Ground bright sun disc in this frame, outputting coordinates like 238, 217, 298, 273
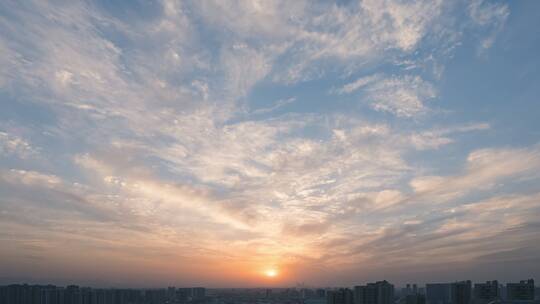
265, 269, 278, 277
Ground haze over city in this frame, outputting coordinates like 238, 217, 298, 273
1, 0, 540, 289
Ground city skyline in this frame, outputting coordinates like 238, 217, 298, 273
1, 279, 538, 304
0, 277, 537, 291
1, 0, 540, 288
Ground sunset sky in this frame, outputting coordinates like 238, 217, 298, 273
1, 0, 540, 288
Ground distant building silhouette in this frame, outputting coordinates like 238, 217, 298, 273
427, 283, 452, 304
327, 288, 354, 304
0, 280, 536, 304
192, 287, 206, 299
451, 281, 472, 304
403, 284, 420, 297
354, 280, 394, 304
406, 294, 426, 304
0, 284, 212, 304
507, 279, 535, 301
474, 280, 499, 303
177, 287, 193, 302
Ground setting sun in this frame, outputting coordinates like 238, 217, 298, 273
264, 269, 278, 278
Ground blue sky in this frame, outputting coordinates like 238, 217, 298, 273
1, 0, 540, 287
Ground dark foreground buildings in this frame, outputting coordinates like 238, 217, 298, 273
0, 285, 205, 304
474, 281, 499, 304
507, 280, 535, 301
0, 279, 536, 304
326, 280, 394, 304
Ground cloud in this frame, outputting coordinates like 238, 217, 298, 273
282, 220, 331, 237
0, 169, 61, 186
411, 145, 540, 202
366, 75, 436, 117
0, 132, 38, 159
409, 123, 490, 150
252, 97, 296, 115
315, 190, 540, 275
192, 0, 448, 84
335, 74, 381, 95
469, 0, 509, 27
338, 74, 437, 117
468, 0, 509, 51
2, 0, 539, 287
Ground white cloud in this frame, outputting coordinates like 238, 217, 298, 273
252, 97, 296, 115
368, 75, 436, 117
409, 123, 490, 150
1, 169, 61, 186
344, 75, 436, 117
336, 74, 438, 117
220, 43, 275, 99
336, 74, 381, 95
0, 131, 38, 159
192, 0, 448, 85
411, 145, 540, 201
468, 0, 509, 51
359, 0, 444, 52
469, 0, 509, 27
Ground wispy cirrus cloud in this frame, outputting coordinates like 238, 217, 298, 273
468, 0, 509, 50
337, 74, 437, 117
410, 145, 540, 202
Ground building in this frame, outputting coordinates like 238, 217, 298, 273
452, 281, 472, 304
192, 287, 206, 299
406, 294, 426, 304
168, 286, 176, 301
474, 281, 499, 303
177, 288, 193, 302
354, 286, 366, 304
403, 284, 419, 297
317, 289, 327, 298
0, 284, 209, 304
327, 288, 354, 304
354, 281, 394, 304
507, 280, 535, 301
427, 284, 452, 304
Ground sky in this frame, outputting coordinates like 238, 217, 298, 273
1, 0, 540, 288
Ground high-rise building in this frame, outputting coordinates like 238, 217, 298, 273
168, 286, 176, 301
354, 281, 394, 304
193, 287, 206, 299
451, 281, 472, 304
0, 284, 193, 304
176, 288, 193, 302
403, 284, 420, 297
507, 279, 535, 301
64, 285, 81, 304
327, 288, 354, 304
355, 286, 366, 304
474, 281, 499, 303
426, 284, 452, 304
407, 294, 426, 304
